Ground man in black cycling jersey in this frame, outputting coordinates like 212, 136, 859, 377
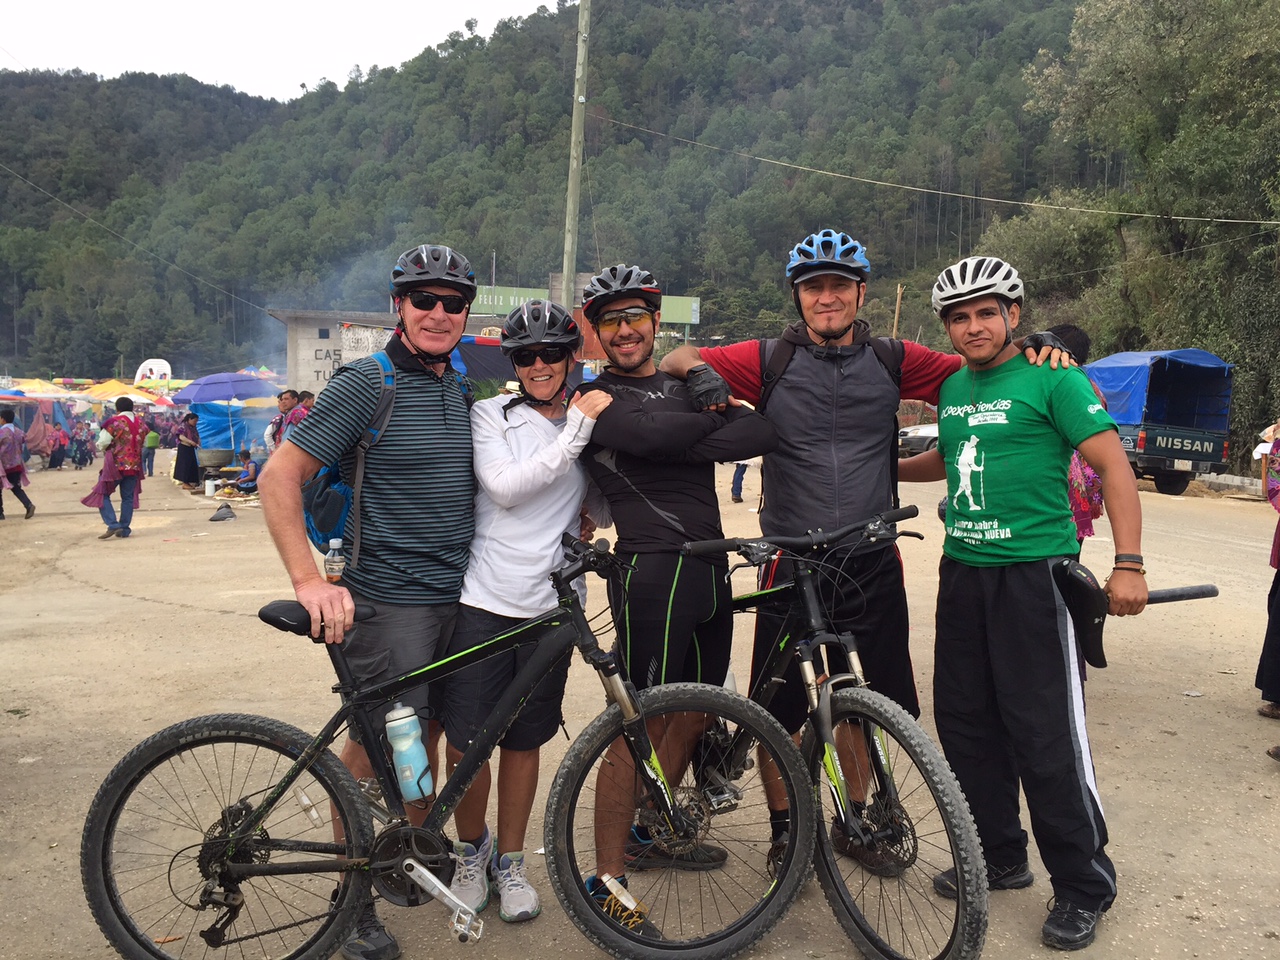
575, 263, 777, 924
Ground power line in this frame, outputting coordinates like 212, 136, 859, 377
0, 159, 271, 315
597, 115, 1280, 228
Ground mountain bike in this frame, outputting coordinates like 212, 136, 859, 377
682, 505, 987, 960
80, 536, 817, 960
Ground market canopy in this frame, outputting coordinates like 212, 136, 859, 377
11, 378, 87, 400
79, 379, 170, 406
171, 372, 281, 404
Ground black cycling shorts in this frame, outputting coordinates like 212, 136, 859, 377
607, 552, 733, 690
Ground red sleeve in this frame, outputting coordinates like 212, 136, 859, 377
899, 340, 963, 405
696, 341, 763, 405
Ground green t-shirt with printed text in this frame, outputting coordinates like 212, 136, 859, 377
938, 355, 1115, 565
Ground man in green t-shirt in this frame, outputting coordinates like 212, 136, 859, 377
901, 256, 1146, 952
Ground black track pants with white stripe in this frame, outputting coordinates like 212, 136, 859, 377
933, 555, 1117, 912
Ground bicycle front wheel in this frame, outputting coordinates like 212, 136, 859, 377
803, 688, 986, 960
81, 714, 374, 960
545, 683, 815, 960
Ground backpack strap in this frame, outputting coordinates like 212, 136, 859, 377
757, 337, 796, 416
348, 351, 396, 570
868, 337, 905, 508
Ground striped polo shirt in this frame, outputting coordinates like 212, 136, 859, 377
289, 346, 474, 605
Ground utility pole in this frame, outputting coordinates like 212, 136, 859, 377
559, 0, 592, 311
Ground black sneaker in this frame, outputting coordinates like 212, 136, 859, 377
625, 830, 727, 872
830, 816, 905, 878
1042, 898, 1102, 950
767, 832, 789, 879
340, 901, 401, 960
933, 861, 1034, 899
587, 876, 662, 940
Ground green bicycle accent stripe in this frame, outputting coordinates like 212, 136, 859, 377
661, 554, 683, 682
735, 586, 792, 603
620, 555, 637, 675
822, 742, 851, 812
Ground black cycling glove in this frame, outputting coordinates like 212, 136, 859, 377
1020, 330, 1074, 363
686, 364, 732, 410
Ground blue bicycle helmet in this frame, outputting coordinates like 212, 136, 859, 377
785, 230, 871, 286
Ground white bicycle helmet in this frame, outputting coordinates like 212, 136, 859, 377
932, 257, 1024, 317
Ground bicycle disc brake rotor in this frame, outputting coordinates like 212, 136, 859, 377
866, 796, 918, 871
638, 786, 714, 855
370, 824, 453, 907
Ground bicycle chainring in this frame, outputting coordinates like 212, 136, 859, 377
369, 824, 454, 907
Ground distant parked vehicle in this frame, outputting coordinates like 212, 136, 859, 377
1086, 349, 1233, 496
898, 421, 938, 457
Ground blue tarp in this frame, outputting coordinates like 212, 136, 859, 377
192, 402, 276, 452
1086, 349, 1233, 429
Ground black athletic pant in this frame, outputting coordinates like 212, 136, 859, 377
1, 469, 33, 517
751, 545, 919, 735
607, 552, 733, 691
934, 556, 1116, 912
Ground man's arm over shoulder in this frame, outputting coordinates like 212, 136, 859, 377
899, 340, 963, 405
679, 404, 778, 464
660, 341, 764, 406
586, 380, 725, 458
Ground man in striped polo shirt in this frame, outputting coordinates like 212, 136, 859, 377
259, 244, 478, 960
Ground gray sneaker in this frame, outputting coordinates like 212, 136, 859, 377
450, 827, 493, 913
490, 851, 541, 922
340, 901, 401, 960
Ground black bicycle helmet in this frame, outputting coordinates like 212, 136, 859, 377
501, 300, 583, 355
581, 264, 662, 322
785, 230, 871, 286
389, 244, 477, 301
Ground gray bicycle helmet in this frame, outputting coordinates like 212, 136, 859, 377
932, 257, 1024, 317
581, 264, 662, 322
389, 244, 477, 301
501, 300, 583, 354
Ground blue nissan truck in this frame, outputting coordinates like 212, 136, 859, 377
1086, 349, 1233, 496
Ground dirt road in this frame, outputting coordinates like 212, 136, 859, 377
2, 458, 1277, 959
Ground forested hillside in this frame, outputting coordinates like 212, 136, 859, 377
1, 0, 1277, 460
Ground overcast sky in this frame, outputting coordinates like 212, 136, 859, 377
3, 0, 550, 102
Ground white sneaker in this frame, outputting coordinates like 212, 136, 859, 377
490, 851, 541, 922
450, 826, 492, 913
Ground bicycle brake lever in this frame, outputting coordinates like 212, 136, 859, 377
899, 530, 925, 540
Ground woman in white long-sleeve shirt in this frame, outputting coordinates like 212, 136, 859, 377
440, 300, 612, 924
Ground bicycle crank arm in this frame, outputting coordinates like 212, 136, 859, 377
400, 858, 485, 943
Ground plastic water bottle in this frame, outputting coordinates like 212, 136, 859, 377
324, 538, 345, 583
385, 703, 432, 801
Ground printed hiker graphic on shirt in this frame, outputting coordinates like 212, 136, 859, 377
953, 435, 985, 512
937, 357, 1117, 566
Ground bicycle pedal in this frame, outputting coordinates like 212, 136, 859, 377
449, 908, 484, 943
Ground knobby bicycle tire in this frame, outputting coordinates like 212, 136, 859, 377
803, 688, 987, 960
81, 714, 374, 960
545, 683, 816, 960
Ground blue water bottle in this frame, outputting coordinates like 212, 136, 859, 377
384, 703, 432, 801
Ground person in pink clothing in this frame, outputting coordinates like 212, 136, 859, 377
83, 397, 146, 539
0, 408, 35, 519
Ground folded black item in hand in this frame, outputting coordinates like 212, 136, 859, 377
1051, 557, 1109, 668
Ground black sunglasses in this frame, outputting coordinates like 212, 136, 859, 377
406, 290, 469, 315
511, 344, 572, 368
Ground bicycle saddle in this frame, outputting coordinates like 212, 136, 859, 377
258, 599, 377, 637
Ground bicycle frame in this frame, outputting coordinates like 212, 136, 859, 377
728, 556, 901, 854
225, 554, 684, 880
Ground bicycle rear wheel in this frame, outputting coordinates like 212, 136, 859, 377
81, 714, 373, 960
545, 683, 815, 960
803, 688, 986, 960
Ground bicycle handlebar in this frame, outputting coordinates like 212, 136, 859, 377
681, 505, 921, 558
1146, 584, 1218, 604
